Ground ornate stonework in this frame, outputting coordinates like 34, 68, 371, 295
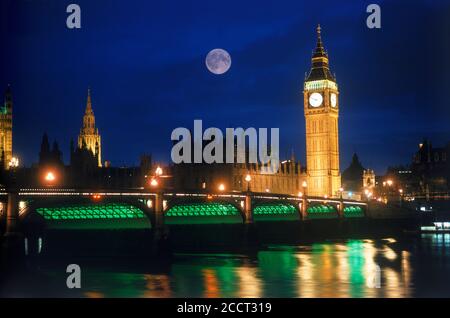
303, 25, 341, 197
78, 89, 102, 167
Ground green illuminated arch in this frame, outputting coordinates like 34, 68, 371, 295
307, 204, 338, 219
343, 205, 365, 218
165, 202, 242, 224
35, 203, 150, 230
253, 203, 299, 221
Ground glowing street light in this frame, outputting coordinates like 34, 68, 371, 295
298, 192, 303, 197
399, 188, 404, 206
8, 157, 19, 169
155, 166, 163, 176
150, 178, 158, 187
302, 181, 308, 196
245, 174, 251, 192
45, 171, 56, 182
339, 187, 344, 199
218, 183, 225, 192
387, 179, 393, 187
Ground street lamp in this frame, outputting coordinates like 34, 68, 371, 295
150, 178, 158, 187
364, 189, 371, 202
245, 174, 251, 192
8, 157, 19, 169
155, 166, 163, 176
339, 187, 344, 199
45, 171, 56, 182
218, 183, 225, 192
302, 181, 307, 196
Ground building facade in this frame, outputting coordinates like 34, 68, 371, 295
172, 160, 306, 195
363, 169, 376, 191
0, 86, 13, 169
411, 139, 450, 193
78, 89, 102, 167
303, 25, 341, 197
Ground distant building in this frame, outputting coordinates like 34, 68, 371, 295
172, 159, 305, 195
342, 153, 365, 192
39, 133, 63, 167
78, 88, 102, 167
411, 139, 450, 193
0, 85, 13, 169
363, 169, 376, 191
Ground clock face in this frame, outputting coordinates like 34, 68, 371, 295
331, 93, 337, 107
309, 92, 323, 107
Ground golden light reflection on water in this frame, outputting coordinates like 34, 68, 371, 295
82, 240, 415, 298
84, 291, 104, 298
235, 267, 262, 298
203, 269, 220, 298
143, 274, 172, 298
295, 240, 410, 298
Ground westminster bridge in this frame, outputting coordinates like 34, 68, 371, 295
0, 188, 368, 233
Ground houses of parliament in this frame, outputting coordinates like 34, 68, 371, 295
1, 26, 348, 197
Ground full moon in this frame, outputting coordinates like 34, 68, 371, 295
205, 48, 231, 75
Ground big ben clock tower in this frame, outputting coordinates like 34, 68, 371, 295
303, 25, 341, 197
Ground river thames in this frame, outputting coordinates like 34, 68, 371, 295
2, 233, 450, 298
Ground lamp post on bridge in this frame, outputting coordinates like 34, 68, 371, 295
2, 156, 25, 262
149, 166, 171, 255
4, 157, 20, 237
300, 181, 308, 220
338, 187, 344, 218
150, 166, 165, 231
244, 174, 253, 224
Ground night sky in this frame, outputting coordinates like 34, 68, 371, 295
1, 0, 449, 174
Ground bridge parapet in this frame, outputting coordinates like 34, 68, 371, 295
1, 189, 368, 234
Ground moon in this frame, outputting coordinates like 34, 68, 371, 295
205, 48, 231, 75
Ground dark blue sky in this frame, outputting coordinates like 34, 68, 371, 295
1, 0, 449, 174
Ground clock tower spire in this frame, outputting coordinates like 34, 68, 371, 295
303, 25, 341, 197
78, 88, 102, 167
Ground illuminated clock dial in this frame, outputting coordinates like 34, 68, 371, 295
309, 92, 323, 107
331, 93, 337, 107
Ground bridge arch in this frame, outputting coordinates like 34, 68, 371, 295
306, 204, 338, 219
164, 201, 244, 225
20, 197, 153, 230
252, 202, 301, 222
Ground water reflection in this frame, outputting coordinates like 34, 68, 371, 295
30, 237, 450, 298
294, 240, 412, 297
